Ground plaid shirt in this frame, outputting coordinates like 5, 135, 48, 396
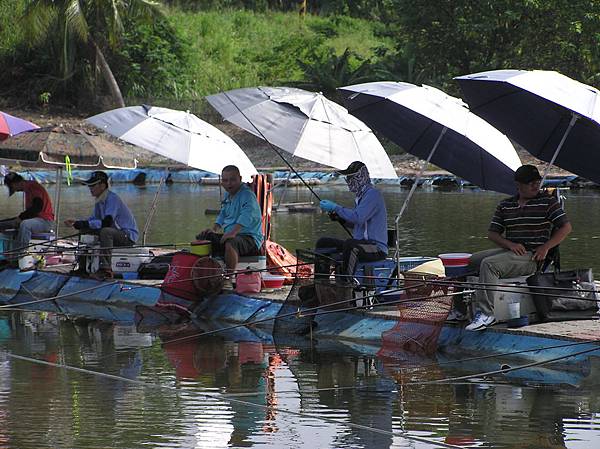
489, 192, 569, 250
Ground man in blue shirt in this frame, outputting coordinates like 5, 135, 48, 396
317, 161, 388, 282
65, 171, 138, 279
197, 165, 263, 273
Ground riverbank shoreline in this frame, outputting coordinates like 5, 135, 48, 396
2, 107, 576, 179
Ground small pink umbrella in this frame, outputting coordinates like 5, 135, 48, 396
0, 111, 39, 141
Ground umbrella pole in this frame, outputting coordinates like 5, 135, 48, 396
54, 167, 62, 237
541, 113, 580, 185
141, 177, 165, 245
395, 127, 447, 276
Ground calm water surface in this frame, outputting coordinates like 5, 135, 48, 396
0, 183, 600, 448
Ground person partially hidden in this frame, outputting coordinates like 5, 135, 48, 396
196, 165, 263, 274
0, 172, 55, 258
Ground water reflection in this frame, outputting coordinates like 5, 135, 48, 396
0, 311, 599, 447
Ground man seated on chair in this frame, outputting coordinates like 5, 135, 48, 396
64, 171, 138, 279
0, 172, 55, 255
316, 161, 388, 284
196, 165, 263, 274
465, 164, 572, 331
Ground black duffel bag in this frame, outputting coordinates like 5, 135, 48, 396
526, 269, 599, 322
138, 252, 177, 280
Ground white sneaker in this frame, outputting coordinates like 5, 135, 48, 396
446, 309, 468, 322
465, 312, 495, 331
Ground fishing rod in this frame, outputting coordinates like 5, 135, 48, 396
0, 280, 120, 309
159, 286, 466, 347
1, 231, 82, 256
218, 88, 353, 237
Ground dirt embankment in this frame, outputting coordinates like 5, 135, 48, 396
3, 108, 571, 177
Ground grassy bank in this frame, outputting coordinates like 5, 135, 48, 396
0, 4, 394, 109
155, 8, 395, 104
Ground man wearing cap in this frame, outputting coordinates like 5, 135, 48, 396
196, 165, 263, 273
0, 172, 55, 252
316, 161, 388, 282
64, 171, 138, 279
465, 164, 572, 331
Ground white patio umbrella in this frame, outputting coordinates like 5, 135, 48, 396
86, 105, 258, 181
455, 69, 600, 184
338, 81, 522, 266
205, 86, 398, 179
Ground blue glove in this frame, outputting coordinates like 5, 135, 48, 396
320, 199, 338, 212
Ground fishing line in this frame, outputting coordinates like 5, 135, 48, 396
221, 341, 600, 399
3, 350, 463, 449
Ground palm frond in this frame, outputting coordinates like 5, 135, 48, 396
65, 0, 89, 41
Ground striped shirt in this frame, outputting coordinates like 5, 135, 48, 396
488, 192, 569, 250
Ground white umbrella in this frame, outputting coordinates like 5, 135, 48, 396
456, 69, 600, 184
206, 86, 398, 179
86, 105, 258, 181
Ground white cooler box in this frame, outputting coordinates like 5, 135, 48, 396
467, 275, 538, 323
111, 247, 153, 273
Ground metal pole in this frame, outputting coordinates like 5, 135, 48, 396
541, 112, 579, 185
395, 126, 447, 276
54, 167, 62, 237
141, 177, 165, 245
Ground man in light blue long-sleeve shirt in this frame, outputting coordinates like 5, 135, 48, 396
317, 161, 388, 281
65, 171, 138, 279
197, 165, 263, 273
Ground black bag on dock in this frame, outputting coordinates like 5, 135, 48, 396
138, 252, 177, 280
526, 269, 599, 322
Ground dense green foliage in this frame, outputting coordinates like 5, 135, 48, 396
0, 0, 598, 110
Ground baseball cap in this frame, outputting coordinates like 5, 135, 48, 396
337, 161, 366, 176
4, 172, 24, 196
514, 165, 542, 184
82, 171, 109, 186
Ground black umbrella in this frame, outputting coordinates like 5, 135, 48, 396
456, 69, 600, 183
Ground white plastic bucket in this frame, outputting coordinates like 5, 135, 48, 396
508, 302, 520, 319
18, 255, 35, 271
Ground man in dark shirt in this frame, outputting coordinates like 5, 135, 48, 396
465, 165, 572, 331
0, 172, 55, 253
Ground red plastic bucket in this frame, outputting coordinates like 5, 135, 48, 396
438, 252, 472, 267
162, 252, 201, 301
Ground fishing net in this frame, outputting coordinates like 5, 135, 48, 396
378, 272, 453, 356
272, 249, 320, 337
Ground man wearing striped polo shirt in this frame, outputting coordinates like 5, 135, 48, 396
466, 165, 572, 331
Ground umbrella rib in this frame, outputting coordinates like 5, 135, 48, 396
292, 94, 320, 155
466, 88, 520, 112
407, 120, 438, 155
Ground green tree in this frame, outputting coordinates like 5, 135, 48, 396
21, 0, 164, 107
291, 47, 390, 99
391, 0, 600, 91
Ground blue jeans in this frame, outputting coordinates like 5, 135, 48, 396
17, 217, 53, 253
